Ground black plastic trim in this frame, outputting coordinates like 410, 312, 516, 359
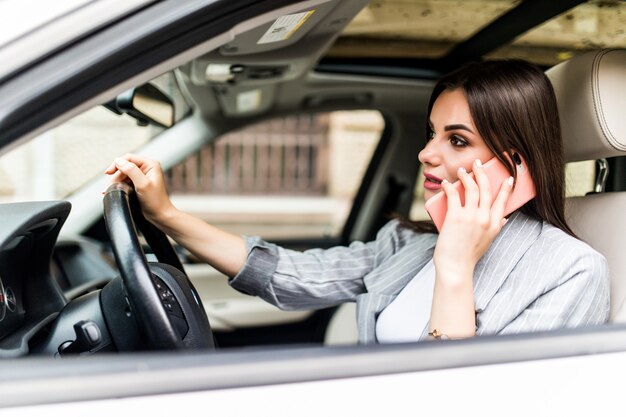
315, 60, 442, 80
607, 156, 626, 192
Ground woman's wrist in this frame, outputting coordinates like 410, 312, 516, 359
434, 261, 475, 288
147, 203, 179, 227
430, 271, 477, 339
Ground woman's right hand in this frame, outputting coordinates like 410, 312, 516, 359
104, 154, 176, 224
105, 154, 248, 277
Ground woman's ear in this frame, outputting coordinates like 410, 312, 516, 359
503, 149, 523, 166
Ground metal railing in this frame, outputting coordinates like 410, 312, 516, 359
166, 114, 329, 195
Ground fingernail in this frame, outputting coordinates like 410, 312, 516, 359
458, 167, 466, 173
475, 159, 482, 167
507, 177, 514, 186
442, 179, 449, 184
115, 158, 127, 167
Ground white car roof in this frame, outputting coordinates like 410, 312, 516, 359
0, 0, 153, 80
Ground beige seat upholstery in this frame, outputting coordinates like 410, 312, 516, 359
325, 49, 626, 345
547, 49, 626, 322
324, 302, 357, 345
565, 193, 626, 321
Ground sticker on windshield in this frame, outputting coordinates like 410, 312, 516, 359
237, 89, 262, 113
257, 10, 315, 44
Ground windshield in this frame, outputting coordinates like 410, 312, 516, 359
0, 72, 188, 203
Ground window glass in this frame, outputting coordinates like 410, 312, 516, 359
0, 72, 185, 202
327, 0, 520, 59
486, 1, 626, 66
166, 110, 384, 240
327, 0, 625, 66
565, 160, 596, 197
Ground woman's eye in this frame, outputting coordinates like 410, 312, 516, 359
450, 135, 468, 147
427, 128, 435, 141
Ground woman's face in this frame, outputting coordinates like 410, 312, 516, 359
418, 88, 495, 201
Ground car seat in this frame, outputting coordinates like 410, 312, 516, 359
547, 49, 626, 323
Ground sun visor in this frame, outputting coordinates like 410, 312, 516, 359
187, 0, 369, 87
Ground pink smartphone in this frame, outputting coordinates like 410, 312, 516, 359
424, 153, 536, 232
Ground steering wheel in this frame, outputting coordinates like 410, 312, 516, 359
103, 182, 215, 350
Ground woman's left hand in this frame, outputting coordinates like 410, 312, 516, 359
433, 158, 513, 283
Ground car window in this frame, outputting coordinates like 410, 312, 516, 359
486, 1, 626, 66
327, 0, 625, 66
166, 110, 384, 240
565, 160, 596, 197
0, 72, 187, 203
328, 0, 519, 59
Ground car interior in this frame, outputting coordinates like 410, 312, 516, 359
0, 0, 624, 369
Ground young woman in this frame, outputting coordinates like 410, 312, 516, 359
106, 60, 609, 344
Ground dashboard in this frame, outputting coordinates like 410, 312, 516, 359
0, 201, 116, 357
0, 232, 30, 339
0, 198, 228, 356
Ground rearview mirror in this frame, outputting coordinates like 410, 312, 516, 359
104, 83, 175, 128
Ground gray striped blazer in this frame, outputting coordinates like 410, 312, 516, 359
230, 211, 610, 344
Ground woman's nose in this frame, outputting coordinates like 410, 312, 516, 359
418, 139, 440, 166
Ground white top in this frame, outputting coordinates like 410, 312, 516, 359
375, 259, 436, 343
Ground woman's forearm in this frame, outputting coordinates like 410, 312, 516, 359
105, 155, 248, 277
428, 268, 477, 339
152, 207, 248, 278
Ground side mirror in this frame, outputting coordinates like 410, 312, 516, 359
104, 83, 175, 128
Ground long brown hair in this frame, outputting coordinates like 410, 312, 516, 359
402, 59, 576, 237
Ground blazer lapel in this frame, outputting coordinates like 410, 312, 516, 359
473, 211, 543, 311
357, 233, 436, 344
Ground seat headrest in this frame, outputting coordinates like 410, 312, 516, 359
546, 49, 626, 163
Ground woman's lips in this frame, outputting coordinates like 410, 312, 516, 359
424, 173, 444, 191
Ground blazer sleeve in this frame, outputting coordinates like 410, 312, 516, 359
498, 248, 610, 335
228, 219, 403, 310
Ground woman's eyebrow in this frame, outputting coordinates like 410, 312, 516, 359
444, 124, 474, 133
